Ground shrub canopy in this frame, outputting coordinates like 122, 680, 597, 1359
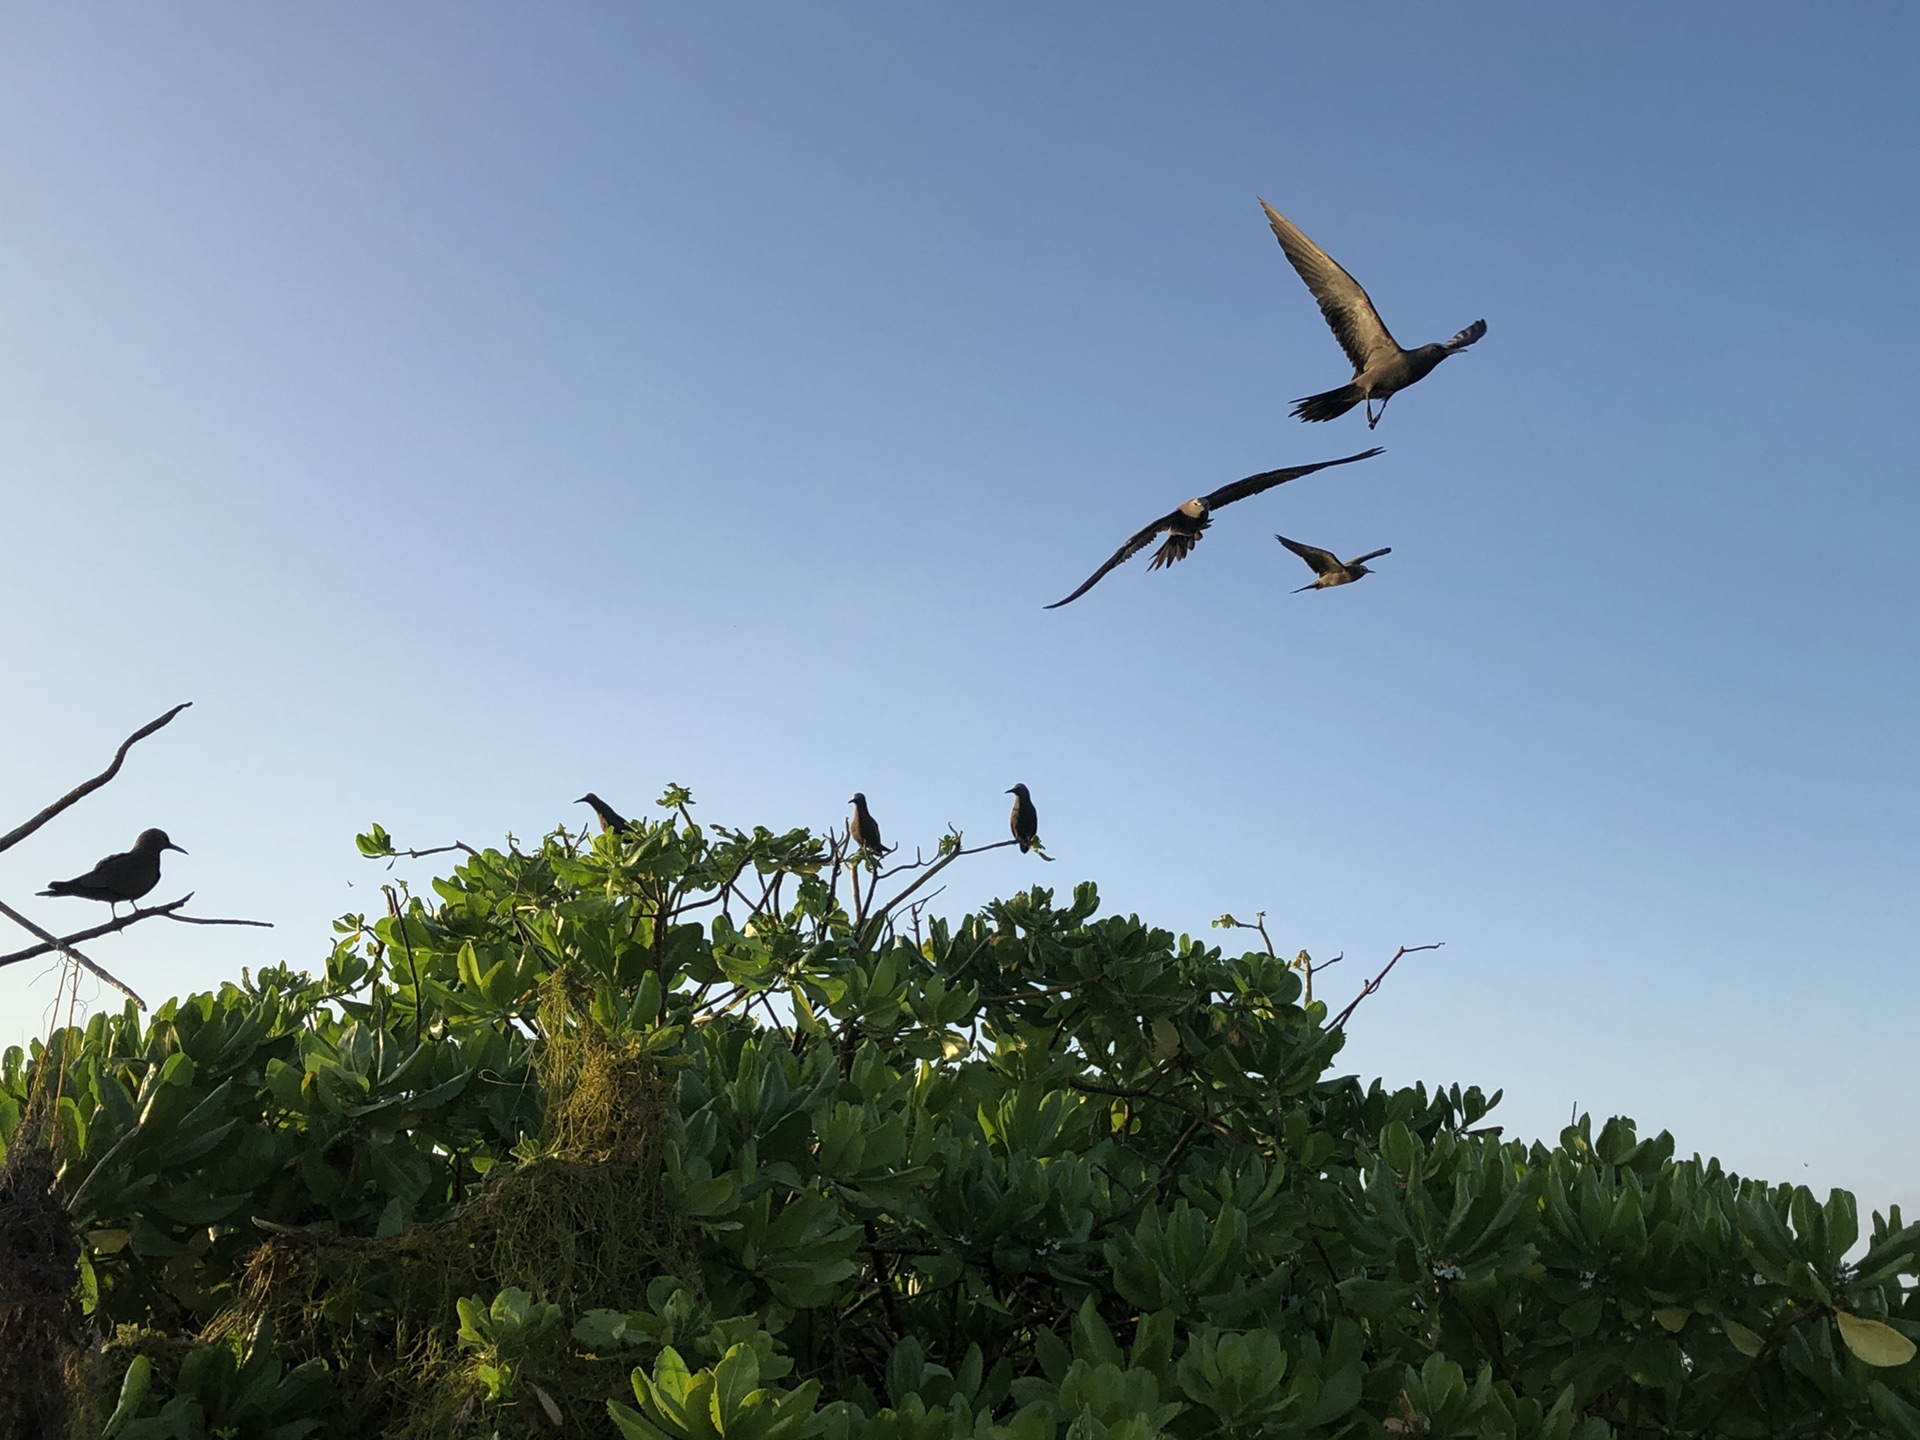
3, 794, 1917, 1439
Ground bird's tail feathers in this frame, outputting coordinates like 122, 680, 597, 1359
1291, 385, 1361, 423
1293, 580, 1321, 593
1147, 532, 1201, 571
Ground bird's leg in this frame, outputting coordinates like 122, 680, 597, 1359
1366, 393, 1390, 429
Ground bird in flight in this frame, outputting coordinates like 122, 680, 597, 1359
39, 828, 186, 914
1275, 534, 1392, 592
1261, 200, 1485, 429
849, 793, 886, 854
1006, 784, 1038, 853
1044, 448, 1382, 608
576, 792, 632, 834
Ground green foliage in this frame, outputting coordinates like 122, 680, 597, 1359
5, 795, 1917, 1438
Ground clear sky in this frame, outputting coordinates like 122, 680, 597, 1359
2, 6, 1914, 1209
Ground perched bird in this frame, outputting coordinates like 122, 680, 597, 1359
575, 792, 632, 834
1006, 784, 1038, 853
848, 793, 885, 854
1261, 200, 1485, 428
39, 829, 185, 913
1044, 448, 1382, 608
1275, 534, 1392, 592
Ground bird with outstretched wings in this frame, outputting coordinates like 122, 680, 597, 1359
1275, 533, 1393, 592
1261, 199, 1485, 427
1045, 448, 1382, 609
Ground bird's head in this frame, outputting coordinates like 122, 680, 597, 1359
1177, 499, 1208, 522
574, 793, 598, 807
1006, 784, 1030, 799
137, 828, 186, 855
849, 793, 866, 808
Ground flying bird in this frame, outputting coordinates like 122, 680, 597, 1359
576, 792, 632, 834
39, 828, 185, 913
1261, 200, 1485, 428
1044, 448, 1383, 609
1006, 784, 1038, 853
1275, 534, 1392, 592
848, 793, 885, 854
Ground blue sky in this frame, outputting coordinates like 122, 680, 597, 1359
2, 6, 1914, 1208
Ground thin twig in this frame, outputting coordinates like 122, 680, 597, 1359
386, 842, 479, 860
1328, 943, 1444, 1030
385, 886, 423, 1045
0, 894, 271, 970
0, 702, 192, 857
0, 898, 145, 1008
861, 834, 1023, 947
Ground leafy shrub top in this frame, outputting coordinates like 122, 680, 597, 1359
4, 795, 1916, 1438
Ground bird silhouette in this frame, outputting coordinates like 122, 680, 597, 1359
576, 792, 632, 834
39, 829, 185, 914
1045, 448, 1383, 608
1275, 534, 1392, 592
1006, 784, 1038, 853
1261, 200, 1485, 428
848, 793, 885, 854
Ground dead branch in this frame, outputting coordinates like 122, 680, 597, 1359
0, 894, 272, 972
1328, 943, 1444, 1031
0, 899, 146, 1009
0, 702, 192, 857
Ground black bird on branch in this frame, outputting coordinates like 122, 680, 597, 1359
848, 793, 885, 855
39, 829, 185, 914
576, 792, 632, 834
1044, 448, 1383, 608
1275, 534, 1392, 592
1261, 200, 1485, 428
1006, 784, 1038, 853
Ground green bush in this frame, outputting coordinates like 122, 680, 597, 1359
4, 794, 1916, 1438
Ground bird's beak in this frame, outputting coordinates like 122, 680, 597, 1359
1005, 788, 1015, 795
168, 843, 188, 854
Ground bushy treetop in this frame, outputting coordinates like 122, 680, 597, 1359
3, 794, 1916, 1438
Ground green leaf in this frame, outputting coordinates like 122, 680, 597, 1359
102, 1354, 151, 1438
1836, 1311, 1918, 1368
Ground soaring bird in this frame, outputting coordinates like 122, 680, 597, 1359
848, 793, 885, 854
576, 792, 632, 834
1044, 448, 1382, 608
1006, 784, 1038, 853
39, 829, 185, 913
1261, 200, 1485, 428
1275, 534, 1392, 592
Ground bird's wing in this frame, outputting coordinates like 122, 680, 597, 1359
1201, 447, 1384, 510
82, 847, 136, 882
1045, 509, 1181, 608
1348, 547, 1393, 566
1444, 319, 1487, 352
1261, 201, 1402, 373
1273, 534, 1342, 575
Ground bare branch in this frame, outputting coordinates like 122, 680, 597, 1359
0, 898, 146, 1009
0, 702, 192, 857
0, 894, 271, 972
1328, 943, 1444, 1031
862, 833, 1023, 946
